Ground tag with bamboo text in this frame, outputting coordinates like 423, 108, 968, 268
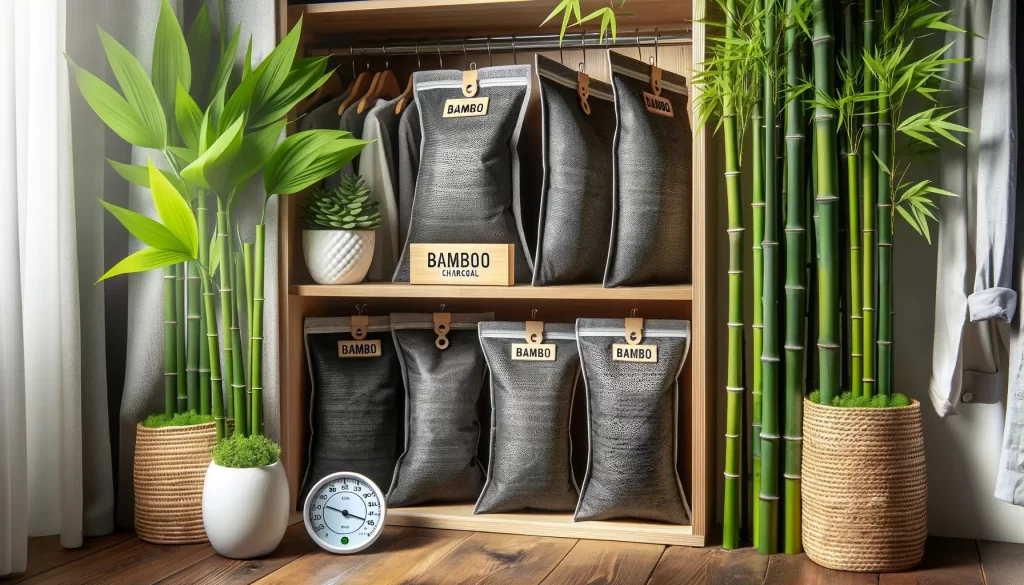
338, 339, 382, 358
443, 97, 490, 118
612, 343, 658, 363
642, 91, 674, 118
511, 343, 557, 361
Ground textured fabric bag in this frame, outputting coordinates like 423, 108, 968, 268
605, 52, 693, 287
474, 321, 580, 513
299, 317, 402, 505
532, 55, 616, 285
575, 318, 691, 524
394, 65, 534, 282
397, 100, 421, 250
387, 312, 492, 507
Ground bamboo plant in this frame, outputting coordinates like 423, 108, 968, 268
70, 0, 367, 443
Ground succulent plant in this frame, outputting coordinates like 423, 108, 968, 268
302, 175, 381, 231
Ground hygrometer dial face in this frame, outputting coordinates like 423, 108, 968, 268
303, 472, 386, 554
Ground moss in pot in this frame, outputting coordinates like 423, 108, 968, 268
203, 434, 290, 559
302, 176, 382, 285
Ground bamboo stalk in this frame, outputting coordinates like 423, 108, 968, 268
186, 260, 201, 411
198, 194, 211, 415
174, 263, 186, 413
782, 0, 806, 554
750, 97, 764, 549
812, 0, 841, 406
202, 271, 226, 441
757, 0, 780, 556
251, 224, 266, 435
218, 203, 246, 436
235, 248, 250, 434
877, 79, 893, 397
163, 266, 177, 417
861, 0, 877, 399
227, 210, 247, 435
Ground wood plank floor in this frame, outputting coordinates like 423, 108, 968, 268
2, 528, 1018, 585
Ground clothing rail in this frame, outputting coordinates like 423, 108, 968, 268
305, 29, 691, 59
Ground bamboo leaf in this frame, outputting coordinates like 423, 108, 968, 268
264, 130, 369, 195
896, 204, 923, 237
182, 116, 245, 193
97, 27, 167, 149
924, 185, 959, 197
148, 159, 198, 257
175, 80, 203, 150
98, 248, 193, 282
108, 159, 188, 196
249, 57, 331, 128
66, 57, 162, 148
208, 24, 241, 106
168, 146, 197, 167
152, 0, 191, 121
185, 4, 211, 105
243, 36, 254, 81
251, 17, 303, 113
99, 199, 190, 253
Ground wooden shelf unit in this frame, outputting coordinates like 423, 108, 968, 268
278, 0, 715, 547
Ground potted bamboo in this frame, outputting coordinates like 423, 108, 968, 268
69, 0, 366, 548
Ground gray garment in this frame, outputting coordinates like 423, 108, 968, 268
397, 100, 421, 249
116, 0, 281, 528
358, 101, 400, 281
298, 94, 346, 133
334, 98, 378, 185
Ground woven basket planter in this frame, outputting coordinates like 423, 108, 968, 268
134, 421, 217, 544
802, 398, 927, 572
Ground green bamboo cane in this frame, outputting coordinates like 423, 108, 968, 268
243, 242, 255, 432
757, 0, 781, 556
234, 248, 250, 434
217, 201, 246, 436
876, 79, 893, 397
186, 259, 201, 411
782, 0, 806, 554
812, 0, 840, 406
720, 0, 744, 552
750, 97, 764, 549
163, 266, 177, 417
226, 208, 248, 435
251, 222, 267, 435
861, 0, 877, 399
198, 193, 211, 414
202, 270, 226, 440
174, 263, 186, 413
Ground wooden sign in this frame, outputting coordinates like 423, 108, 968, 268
511, 343, 557, 361
443, 97, 490, 118
612, 343, 658, 363
338, 339, 382, 358
642, 91, 674, 118
410, 244, 515, 286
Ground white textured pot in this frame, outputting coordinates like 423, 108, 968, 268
303, 229, 375, 285
202, 460, 289, 559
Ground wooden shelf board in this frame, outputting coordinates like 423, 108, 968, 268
289, 282, 692, 301
385, 504, 701, 546
290, 0, 691, 37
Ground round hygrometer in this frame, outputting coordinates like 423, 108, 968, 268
303, 471, 387, 554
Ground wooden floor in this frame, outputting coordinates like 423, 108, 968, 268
3, 525, 1022, 585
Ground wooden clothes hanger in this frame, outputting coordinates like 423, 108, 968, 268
338, 48, 374, 115
395, 43, 425, 115
358, 45, 401, 114
297, 69, 343, 115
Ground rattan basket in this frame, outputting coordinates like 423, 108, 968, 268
133, 421, 217, 544
802, 398, 927, 572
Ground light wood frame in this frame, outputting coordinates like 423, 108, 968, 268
276, 0, 715, 547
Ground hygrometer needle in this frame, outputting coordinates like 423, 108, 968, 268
326, 505, 345, 514
341, 510, 365, 521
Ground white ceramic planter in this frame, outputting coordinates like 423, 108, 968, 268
303, 229, 375, 285
202, 460, 289, 559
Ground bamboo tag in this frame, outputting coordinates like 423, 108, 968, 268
577, 71, 591, 115
462, 70, 479, 97
513, 320, 556, 361
650, 65, 663, 96
442, 97, 489, 118
612, 343, 658, 362
433, 312, 451, 350
338, 339, 382, 358
625, 318, 644, 345
642, 91, 674, 117
350, 316, 369, 340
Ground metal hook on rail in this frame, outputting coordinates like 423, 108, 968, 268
350, 44, 356, 80
651, 28, 659, 66
511, 35, 518, 65
486, 37, 493, 67
437, 41, 443, 68
382, 44, 389, 70
636, 29, 642, 60
415, 42, 421, 69
579, 30, 587, 72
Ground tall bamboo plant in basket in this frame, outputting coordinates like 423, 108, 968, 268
69, 0, 366, 546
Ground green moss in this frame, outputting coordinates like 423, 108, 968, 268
810, 391, 912, 408
211, 434, 281, 468
142, 411, 214, 428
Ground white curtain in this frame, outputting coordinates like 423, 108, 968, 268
2, 0, 120, 575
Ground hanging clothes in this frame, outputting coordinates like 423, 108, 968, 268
397, 100, 421, 253
332, 98, 378, 188
358, 100, 400, 282
298, 93, 348, 190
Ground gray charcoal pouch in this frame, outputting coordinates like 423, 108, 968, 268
532, 55, 616, 286
394, 65, 534, 283
474, 321, 580, 514
299, 317, 401, 506
575, 318, 692, 524
605, 52, 693, 287
387, 312, 493, 507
